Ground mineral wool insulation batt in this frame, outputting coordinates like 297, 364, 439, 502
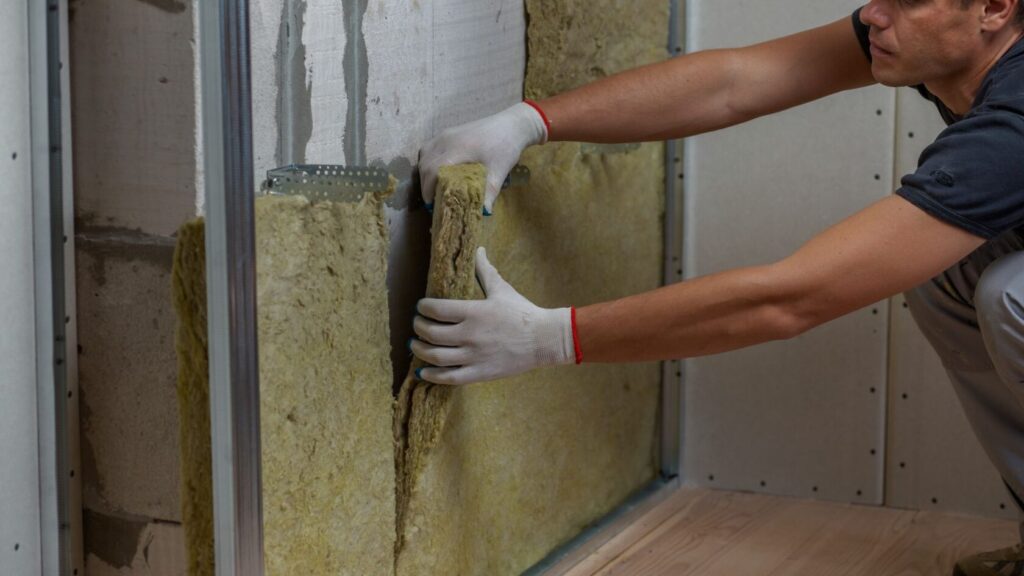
171, 1, 667, 574
173, 188, 397, 576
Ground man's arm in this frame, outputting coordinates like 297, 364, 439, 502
410, 197, 985, 385
540, 16, 877, 143
577, 196, 985, 362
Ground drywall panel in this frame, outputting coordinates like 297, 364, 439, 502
884, 87, 1016, 519
683, 0, 894, 504
0, 1, 41, 573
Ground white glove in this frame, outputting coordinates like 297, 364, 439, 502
418, 102, 548, 215
410, 247, 580, 385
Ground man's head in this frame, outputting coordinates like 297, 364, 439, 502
860, 0, 1024, 89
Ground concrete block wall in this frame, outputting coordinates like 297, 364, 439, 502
69, 0, 196, 572
70, 0, 523, 572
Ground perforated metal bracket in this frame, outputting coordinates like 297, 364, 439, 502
260, 164, 390, 203
504, 164, 531, 189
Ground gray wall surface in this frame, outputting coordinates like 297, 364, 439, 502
0, 0, 42, 573
682, 0, 1012, 518
683, 0, 893, 505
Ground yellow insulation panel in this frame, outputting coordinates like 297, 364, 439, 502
394, 1, 668, 567
173, 191, 396, 576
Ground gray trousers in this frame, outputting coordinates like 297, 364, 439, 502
905, 230, 1024, 539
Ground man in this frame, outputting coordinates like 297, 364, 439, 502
411, 1, 1024, 573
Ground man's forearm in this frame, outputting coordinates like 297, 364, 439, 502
536, 17, 875, 145
538, 49, 744, 144
576, 264, 804, 363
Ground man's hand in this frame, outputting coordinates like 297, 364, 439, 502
410, 247, 579, 385
418, 103, 548, 215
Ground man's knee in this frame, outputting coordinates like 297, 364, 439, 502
976, 254, 1024, 333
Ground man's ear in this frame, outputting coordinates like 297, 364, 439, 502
980, 0, 1019, 32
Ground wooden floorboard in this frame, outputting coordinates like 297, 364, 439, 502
571, 488, 1018, 576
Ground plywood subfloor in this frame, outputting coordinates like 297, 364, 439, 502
565, 488, 1019, 576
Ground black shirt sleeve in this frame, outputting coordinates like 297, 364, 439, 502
897, 109, 1024, 239
851, 8, 871, 62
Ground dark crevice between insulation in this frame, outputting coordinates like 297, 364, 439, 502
393, 164, 486, 568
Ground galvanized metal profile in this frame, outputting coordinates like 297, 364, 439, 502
199, 0, 265, 574
28, 0, 79, 572
659, 0, 686, 481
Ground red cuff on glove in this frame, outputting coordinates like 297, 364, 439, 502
571, 306, 583, 365
523, 99, 552, 136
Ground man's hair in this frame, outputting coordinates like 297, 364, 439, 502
958, 0, 1024, 27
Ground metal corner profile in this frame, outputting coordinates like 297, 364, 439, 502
199, 0, 265, 574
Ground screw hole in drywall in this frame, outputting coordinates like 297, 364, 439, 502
1001, 503, 1007, 510
869, 387, 876, 394
14, 543, 19, 551
812, 486, 818, 492
908, 132, 915, 138
874, 174, 880, 181
902, 393, 908, 400
931, 497, 938, 504
11, 152, 16, 160
870, 449, 876, 455
759, 480, 766, 487
899, 462, 906, 468
708, 475, 714, 481
856, 490, 862, 496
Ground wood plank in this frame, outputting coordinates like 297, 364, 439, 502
559, 484, 697, 576
570, 489, 1019, 576
595, 489, 785, 575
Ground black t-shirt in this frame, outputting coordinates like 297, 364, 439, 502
852, 8, 1024, 239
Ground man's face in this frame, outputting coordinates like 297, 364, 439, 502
860, 0, 982, 86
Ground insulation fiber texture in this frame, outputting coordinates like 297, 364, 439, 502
173, 191, 396, 576
395, 0, 668, 562
171, 220, 213, 576
394, 164, 486, 560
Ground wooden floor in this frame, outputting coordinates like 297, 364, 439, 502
564, 488, 1019, 576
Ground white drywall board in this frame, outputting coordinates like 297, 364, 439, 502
682, 0, 894, 504
0, 0, 41, 572
884, 87, 1015, 519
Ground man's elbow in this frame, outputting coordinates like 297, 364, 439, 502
756, 264, 839, 341
761, 302, 818, 342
